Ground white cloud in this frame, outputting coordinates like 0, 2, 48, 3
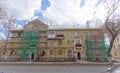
43, 0, 106, 25
0, 0, 41, 19
0, 0, 108, 25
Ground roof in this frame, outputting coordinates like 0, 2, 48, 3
9, 19, 102, 31
48, 25, 101, 30
9, 27, 24, 31
9, 25, 102, 31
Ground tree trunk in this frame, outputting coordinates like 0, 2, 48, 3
108, 35, 117, 63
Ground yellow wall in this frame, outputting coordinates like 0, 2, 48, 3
0, 40, 5, 55
47, 29, 91, 59
111, 34, 120, 61
7, 20, 104, 61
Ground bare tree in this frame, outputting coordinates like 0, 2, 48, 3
0, 5, 17, 58
104, 0, 120, 59
1, 15, 17, 58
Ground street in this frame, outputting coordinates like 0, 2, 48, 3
0, 65, 111, 73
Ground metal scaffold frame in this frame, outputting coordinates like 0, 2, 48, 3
20, 32, 39, 59
86, 36, 108, 61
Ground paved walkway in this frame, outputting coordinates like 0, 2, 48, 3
0, 60, 112, 66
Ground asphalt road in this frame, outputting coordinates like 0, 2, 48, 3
0, 65, 111, 73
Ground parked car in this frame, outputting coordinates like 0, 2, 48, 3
101, 65, 120, 73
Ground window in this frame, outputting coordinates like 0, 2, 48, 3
75, 39, 81, 44
67, 32, 71, 36
30, 44, 36, 47
18, 32, 21, 37
58, 50, 62, 55
50, 50, 54, 55
49, 30, 55, 34
68, 49, 72, 56
84, 32, 88, 36
40, 31, 46, 36
93, 31, 97, 35
67, 40, 71, 44
58, 32, 62, 34
50, 40, 54, 46
58, 40, 62, 45
75, 32, 80, 36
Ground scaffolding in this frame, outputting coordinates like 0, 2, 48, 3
20, 32, 39, 59
86, 36, 108, 61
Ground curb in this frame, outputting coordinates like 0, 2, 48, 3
0, 62, 112, 66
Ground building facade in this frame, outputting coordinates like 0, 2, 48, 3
0, 40, 5, 60
86, 33, 108, 61
3, 19, 107, 62
111, 34, 120, 62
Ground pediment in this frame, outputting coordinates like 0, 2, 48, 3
24, 19, 48, 31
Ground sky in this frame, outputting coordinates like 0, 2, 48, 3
0, 0, 107, 26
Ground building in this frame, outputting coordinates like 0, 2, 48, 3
86, 32, 108, 61
0, 40, 5, 60
4, 19, 107, 62
111, 34, 120, 62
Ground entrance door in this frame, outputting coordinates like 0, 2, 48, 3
31, 53, 35, 60
77, 52, 81, 60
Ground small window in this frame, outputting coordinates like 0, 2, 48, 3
39, 31, 45, 35
68, 49, 72, 56
50, 50, 54, 55
58, 40, 62, 45
58, 32, 62, 34
50, 40, 54, 46
84, 32, 88, 36
67, 32, 71, 36
18, 32, 21, 37
67, 40, 71, 44
75, 32, 80, 36
75, 39, 81, 44
58, 50, 62, 55
93, 31, 97, 35
30, 44, 36, 47
49, 30, 55, 34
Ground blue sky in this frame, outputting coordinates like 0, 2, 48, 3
0, 0, 105, 26
41, 0, 50, 10
11, 0, 104, 25
80, 0, 85, 7
14, 0, 51, 25
0, 0, 108, 39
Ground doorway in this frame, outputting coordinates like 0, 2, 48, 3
31, 53, 35, 60
77, 52, 81, 60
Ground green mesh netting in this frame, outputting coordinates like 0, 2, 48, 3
86, 36, 108, 61
20, 32, 38, 59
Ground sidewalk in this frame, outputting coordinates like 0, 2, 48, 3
0, 60, 112, 66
